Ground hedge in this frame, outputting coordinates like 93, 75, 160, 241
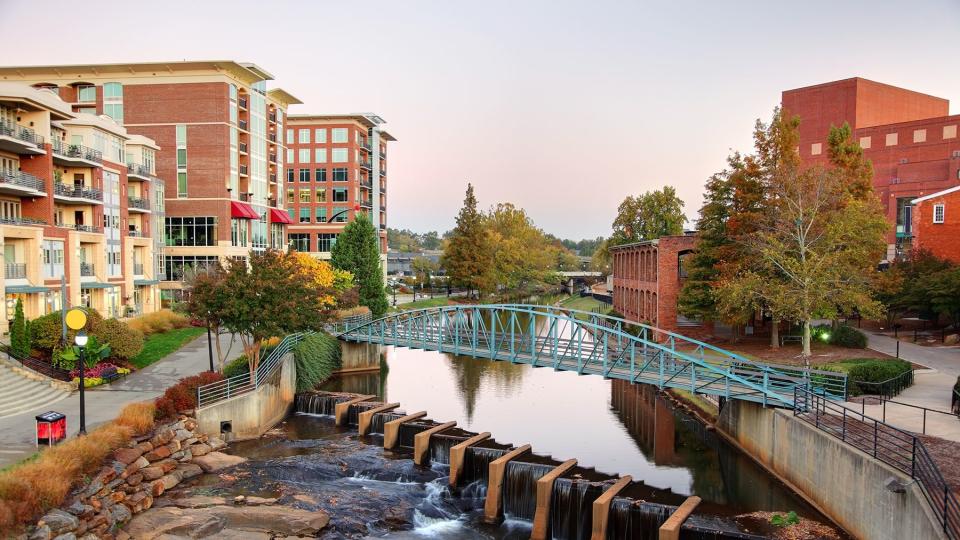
154, 371, 223, 419
30, 310, 144, 363
812, 324, 867, 348
293, 333, 341, 392
822, 358, 914, 397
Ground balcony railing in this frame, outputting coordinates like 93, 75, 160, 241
133, 263, 144, 275
269, 133, 277, 143
128, 228, 145, 238
80, 262, 95, 277
239, 165, 248, 176
72, 224, 102, 234
239, 142, 248, 154
5, 263, 26, 279
238, 97, 248, 109
239, 120, 248, 131
54, 183, 104, 201
359, 160, 372, 170
360, 178, 373, 189
238, 193, 251, 202
0, 122, 44, 147
360, 200, 373, 208
380, 204, 386, 211
128, 196, 149, 210
380, 168, 386, 176
127, 162, 153, 178
269, 154, 277, 164
268, 113, 277, 123
51, 139, 103, 164
0, 170, 46, 193
0, 216, 46, 226
269, 173, 277, 183
359, 141, 371, 152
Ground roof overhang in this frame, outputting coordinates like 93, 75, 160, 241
912, 185, 960, 204
287, 113, 385, 128
0, 60, 276, 86
0, 83, 74, 120
267, 88, 303, 106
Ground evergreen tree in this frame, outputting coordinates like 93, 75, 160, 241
442, 184, 493, 297
827, 122, 874, 201
331, 213, 389, 318
10, 298, 29, 357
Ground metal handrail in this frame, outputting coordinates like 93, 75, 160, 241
54, 182, 104, 201
0, 344, 71, 382
0, 170, 46, 192
127, 163, 153, 178
196, 332, 312, 408
795, 386, 960, 539
51, 139, 102, 163
851, 369, 915, 400
0, 122, 44, 147
79, 262, 95, 276
128, 196, 150, 210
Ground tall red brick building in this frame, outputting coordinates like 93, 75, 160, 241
782, 77, 960, 261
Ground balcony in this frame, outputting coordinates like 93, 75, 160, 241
238, 192, 251, 202
127, 162, 153, 181
80, 262, 95, 277
133, 263, 144, 276
359, 178, 373, 189
51, 139, 103, 167
379, 167, 386, 176
360, 199, 373, 209
54, 182, 103, 204
128, 228, 145, 238
239, 165, 248, 177
5, 263, 26, 279
238, 97, 248, 110
359, 141, 371, 152
268, 113, 277, 123
268, 133, 277, 143
239, 142, 248, 155
70, 224, 102, 234
0, 170, 46, 196
359, 160, 372, 171
128, 195, 150, 213
269, 154, 277, 164
0, 122, 45, 155
380, 204, 386, 211
269, 173, 277, 184
239, 120, 248, 131
0, 216, 46, 226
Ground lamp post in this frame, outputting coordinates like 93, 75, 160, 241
75, 331, 88, 436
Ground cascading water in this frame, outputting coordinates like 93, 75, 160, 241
463, 447, 507, 484
294, 393, 340, 416
501, 461, 556, 521
370, 411, 405, 434
605, 497, 673, 540
550, 478, 605, 540
429, 434, 464, 464
399, 422, 431, 448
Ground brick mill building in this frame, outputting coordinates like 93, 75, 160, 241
0, 61, 394, 305
782, 77, 960, 261
284, 114, 393, 269
0, 83, 163, 329
911, 186, 960, 263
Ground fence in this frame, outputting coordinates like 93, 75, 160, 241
794, 386, 960, 539
851, 369, 914, 400
1, 344, 71, 382
327, 313, 372, 335
196, 332, 311, 408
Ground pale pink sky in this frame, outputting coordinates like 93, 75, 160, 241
2, 0, 958, 238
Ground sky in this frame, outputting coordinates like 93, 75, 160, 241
2, 0, 959, 239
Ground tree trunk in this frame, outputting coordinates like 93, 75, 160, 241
213, 325, 224, 372
802, 320, 812, 364
770, 319, 780, 349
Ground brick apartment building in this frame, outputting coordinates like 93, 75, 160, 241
782, 77, 960, 261
609, 234, 702, 336
284, 114, 393, 269
0, 83, 163, 330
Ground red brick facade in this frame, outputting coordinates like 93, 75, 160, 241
911, 187, 960, 263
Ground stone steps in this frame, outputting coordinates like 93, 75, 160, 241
0, 363, 71, 419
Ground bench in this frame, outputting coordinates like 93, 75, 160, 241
780, 334, 803, 346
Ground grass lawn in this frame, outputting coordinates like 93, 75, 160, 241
390, 297, 453, 312
130, 326, 206, 369
559, 295, 612, 317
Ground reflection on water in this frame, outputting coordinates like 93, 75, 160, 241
321, 346, 819, 517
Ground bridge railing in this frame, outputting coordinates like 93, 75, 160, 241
794, 385, 960, 539
196, 332, 311, 408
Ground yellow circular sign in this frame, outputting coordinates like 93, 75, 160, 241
65, 308, 87, 331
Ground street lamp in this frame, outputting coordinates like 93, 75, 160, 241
75, 330, 88, 436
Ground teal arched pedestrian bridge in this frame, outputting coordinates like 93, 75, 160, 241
332, 304, 847, 407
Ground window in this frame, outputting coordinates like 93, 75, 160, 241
317, 233, 338, 252
886, 133, 898, 146
286, 148, 294, 163
104, 103, 123, 123
288, 233, 310, 252
228, 84, 237, 101
286, 189, 294, 203
176, 124, 187, 145
270, 223, 284, 250
162, 255, 219, 281
252, 213, 267, 250
934, 204, 945, 224
315, 207, 327, 222
859, 136, 871, 149
316, 188, 326, 202
286, 129, 294, 143
299, 168, 311, 182
175, 124, 187, 197
231, 219, 248, 247
332, 168, 348, 182
298, 129, 310, 143
0, 200, 20, 221
332, 128, 348, 143
299, 208, 310, 223
944, 125, 957, 140
297, 148, 309, 163
314, 148, 327, 163
810, 143, 821, 156
896, 198, 913, 237
77, 85, 96, 103
333, 188, 348, 202
299, 189, 311, 203
42, 240, 65, 279
315, 168, 327, 182
331, 148, 348, 163
914, 129, 927, 143
331, 207, 348, 223
177, 172, 187, 198
314, 129, 327, 143
165, 217, 216, 246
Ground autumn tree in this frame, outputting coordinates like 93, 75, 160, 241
610, 186, 686, 246
485, 203, 564, 294
331, 212, 389, 319
410, 256, 439, 288
442, 184, 493, 297
184, 265, 233, 371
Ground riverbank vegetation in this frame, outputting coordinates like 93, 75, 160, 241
332, 213, 390, 319
820, 358, 914, 397
293, 333, 342, 392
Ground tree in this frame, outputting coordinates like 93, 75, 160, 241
220, 250, 351, 382
411, 256, 439, 289
610, 186, 685, 246
485, 203, 561, 294
590, 238, 611, 274
184, 264, 233, 371
10, 298, 28, 357
827, 122, 874, 201
442, 184, 493, 297
331, 213, 389, 319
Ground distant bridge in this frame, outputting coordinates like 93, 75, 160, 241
333, 304, 846, 407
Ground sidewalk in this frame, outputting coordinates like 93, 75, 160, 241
0, 331, 241, 469
853, 332, 960, 440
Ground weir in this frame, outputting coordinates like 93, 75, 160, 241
294, 390, 770, 539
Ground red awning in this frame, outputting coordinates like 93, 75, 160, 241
269, 208, 293, 224
230, 201, 259, 219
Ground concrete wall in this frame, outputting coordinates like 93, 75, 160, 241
195, 351, 296, 440
718, 400, 946, 540
338, 341, 381, 373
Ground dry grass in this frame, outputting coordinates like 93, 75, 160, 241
0, 403, 155, 531
127, 310, 190, 336
334, 305, 371, 319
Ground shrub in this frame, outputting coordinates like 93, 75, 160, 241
10, 299, 28, 357
91, 317, 144, 360
154, 371, 223, 419
293, 332, 341, 392
126, 310, 190, 336
812, 324, 867, 348
31, 310, 103, 353
822, 358, 913, 397
222, 355, 250, 378
114, 402, 155, 435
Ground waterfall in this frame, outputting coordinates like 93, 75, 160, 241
463, 447, 507, 484
549, 478, 603, 540
502, 461, 556, 521
429, 435, 464, 465
399, 422, 431, 448
294, 393, 340, 416
605, 497, 673, 540
370, 412, 404, 435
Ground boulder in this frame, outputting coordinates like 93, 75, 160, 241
114, 447, 144, 465
51, 533, 76, 540
156, 458, 179, 473
945, 333, 959, 345
158, 472, 181, 491
125, 456, 150, 476
189, 443, 212, 457
149, 428, 175, 447
192, 452, 247, 473
143, 445, 171, 461
123, 505, 328, 539
150, 480, 165, 497
28, 524, 51, 540
109, 503, 132, 526
178, 449, 193, 462
208, 437, 227, 451
177, 463, 203, 480
174, 429, 193, 441
135, 441, 153, 454
126, 473, 144, 487
140, 466, 163, 481
39, 509, 79, 535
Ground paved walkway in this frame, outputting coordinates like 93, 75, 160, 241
853, 332, 960, 440
0, 331, 241, 469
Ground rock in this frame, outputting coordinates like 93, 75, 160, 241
39, 509, 79, 534
28, 524, 51, 540
208, 437, 227, 451
125, 456, 150, 476
178, 449, 193, 462
123, 505, 328, 539
167, 439, 182, 452
135, 441, 153, 454
140, 466, 163, 481
64, 500, 86, 516
150, 479, 165, 497
183, 419, 198, 431
182, 437, 198, 447
945, 333, 959, 345
143, 445, 171, 461
114, 447, 144, 465
126, 473, 144, 487
189, 443, 212, 457
149, 428, 175, 447
158, 472, 181, 491
156, 458, 179, 473
154, 494, 227, 508
169, 450, 184, 460
81, 477, 104, 498
51, 533, 76, 540
177, 463, 203, 480
122, 507, 225, 539
191, 452, 246, 473
233, 495, 245, 505
244, 496, 278, 506
110, 503, 132, 526
174, 429, 193, 441
115, 531, 131, 540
